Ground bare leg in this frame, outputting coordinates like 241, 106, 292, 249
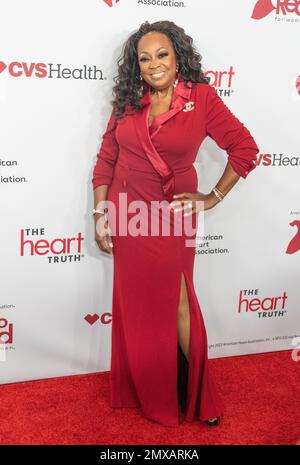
177, 273, 218, 423
177, 273, 190, 361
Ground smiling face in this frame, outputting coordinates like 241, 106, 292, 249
137, 31, 177, 91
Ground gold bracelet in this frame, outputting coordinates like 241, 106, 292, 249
215, 187, 225, 198
212, 187, 224, 201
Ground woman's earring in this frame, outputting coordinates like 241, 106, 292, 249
138, 74, 144, 96
173, 64, 179, 88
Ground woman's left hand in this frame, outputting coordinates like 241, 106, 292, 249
169, 191, 219, 215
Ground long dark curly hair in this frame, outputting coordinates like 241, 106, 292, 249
111, 20, 210, 120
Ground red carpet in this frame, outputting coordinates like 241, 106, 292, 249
1, 349, 299, 445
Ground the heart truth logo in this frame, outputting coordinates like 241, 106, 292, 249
102, 0, 121, 7
251, 0, 300, 19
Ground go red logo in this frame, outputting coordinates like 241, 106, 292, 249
102, 0, 121, 7
296, 75, 300, 95
286, 220, 300, 254
0, 318, 13, 344
252, 0, 300, 19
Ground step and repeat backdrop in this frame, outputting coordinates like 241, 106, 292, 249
0, 0, 299, 384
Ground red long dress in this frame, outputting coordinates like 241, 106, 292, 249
92, 78, 259, 426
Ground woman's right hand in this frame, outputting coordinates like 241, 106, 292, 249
94, 212, 114, 255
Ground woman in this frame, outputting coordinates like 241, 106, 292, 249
92, 20, 259, 428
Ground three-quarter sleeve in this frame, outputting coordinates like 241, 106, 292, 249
205, 85, 259, 179
92, 107, 119, 190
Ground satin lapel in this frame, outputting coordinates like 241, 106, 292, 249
150, 80, 192, 138
153, 83, 192, 134
133, 79, 193, 199
133, 103, 175, 199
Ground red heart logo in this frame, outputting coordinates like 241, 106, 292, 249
286, 220, 300, 254
251, 0, 275, 19
84, 314, 99, 325
296, 75, 300, 95
103, 0, 113, 6
0, 61, 7, 73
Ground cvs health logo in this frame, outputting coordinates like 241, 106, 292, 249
0, 60, 105, 80
251, 0, 300, 20
0, 61, 47, 78
102, 0, 121, 6
255, 152, 300, 169
84, 313, 112, 325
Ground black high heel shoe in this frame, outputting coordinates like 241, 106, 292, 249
204, 416, 220, 427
